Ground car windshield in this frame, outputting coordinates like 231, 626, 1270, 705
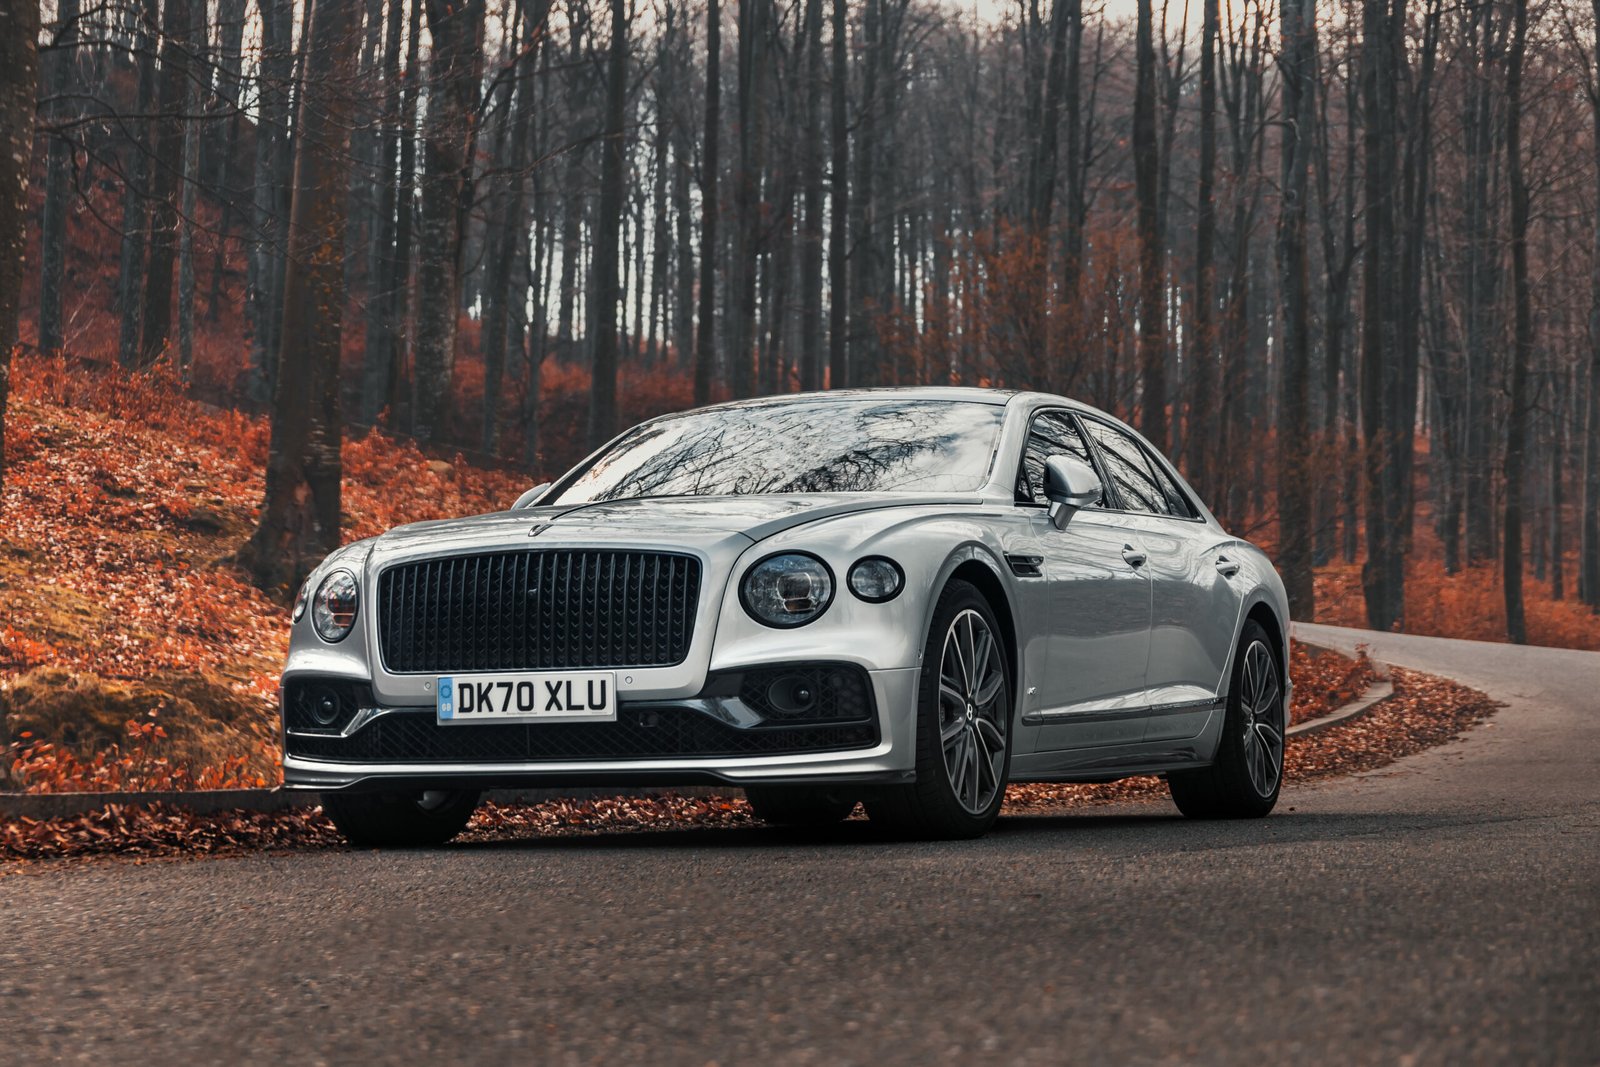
545, 398, 1006, 504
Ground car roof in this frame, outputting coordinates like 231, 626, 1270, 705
684, 385, 1029, 411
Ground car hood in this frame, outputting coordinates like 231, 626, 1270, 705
364, 493, 982, 567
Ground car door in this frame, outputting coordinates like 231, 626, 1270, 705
1078, 417, 1241, 742
1014, 410, 1153, 751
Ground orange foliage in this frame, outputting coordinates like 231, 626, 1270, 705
8, 721, 271, 794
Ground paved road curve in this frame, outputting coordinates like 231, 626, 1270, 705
3, 626, 1597, 1065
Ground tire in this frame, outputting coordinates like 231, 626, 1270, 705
865, 579, 1012, 840
744, 785, 857, 827
1168, 619, 1285, 819
323, 789, 481, 847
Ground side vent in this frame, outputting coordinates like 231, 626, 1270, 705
1005, 553, 1044, 578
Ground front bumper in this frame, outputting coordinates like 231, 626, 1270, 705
282, 666, 920, 793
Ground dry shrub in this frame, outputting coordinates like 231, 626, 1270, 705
1, 668, 277, 790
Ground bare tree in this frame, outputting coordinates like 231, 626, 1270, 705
1133, 0, 1167, 451
0, 0, 40, 499
1276, 0, 1315, 617
412, 0, 485, 443
39, 0, 79, 356
589, 0, 630, 447
1503, 0, 1530, 642
235, 0, 359, 591
694, 0, 722, 405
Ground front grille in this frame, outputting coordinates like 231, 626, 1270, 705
286, 707, 880, 764
378, 550, 701, 674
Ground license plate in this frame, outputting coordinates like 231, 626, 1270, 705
436, 671, 617, 724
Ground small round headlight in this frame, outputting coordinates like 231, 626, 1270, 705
848, 557, 904, 602
312, 569, 359, 642
741, 553, 834, 628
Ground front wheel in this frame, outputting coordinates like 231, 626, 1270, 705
865, 580, 1012, 840
1168, 619, 1285, 819
323, 789, 481, 847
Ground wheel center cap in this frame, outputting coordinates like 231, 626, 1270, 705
966, 703, 974, 720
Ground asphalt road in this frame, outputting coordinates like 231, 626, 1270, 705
3, 625, 1597, 1065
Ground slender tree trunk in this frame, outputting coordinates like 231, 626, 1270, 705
247, 0, 294, 401
1187, 0, 1217, 496
694, 0, 721, 405
798, 0, 825, 392
729, 0, 768, 399
235, 0, 358, 592
412, 0, 485, 442
1503, 0, 1530, 643
0, 0, 40, 500
589, 0, 629, 447
1133, 0, 1166, 451
1360, 0, 1405, 632
1582, 0, 1600, 610
361, 0, 408, 424
39, 0, 80, 356
118, 0, 159, 368
1275, 0, 1315, 618
176, 0, 204, 382
138, 0, 192, 367
827, 0, 849, 389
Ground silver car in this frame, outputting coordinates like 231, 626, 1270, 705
281, 389, 1290, 844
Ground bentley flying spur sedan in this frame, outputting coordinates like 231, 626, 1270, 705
282, 389, 1290, 844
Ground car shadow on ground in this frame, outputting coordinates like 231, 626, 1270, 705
443, 803, 1488, 856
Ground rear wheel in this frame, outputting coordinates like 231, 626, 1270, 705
323, 789, 480, 847
1168, 619, 1284, 819
865, 580, 1011, 840
744, 786, 857, 827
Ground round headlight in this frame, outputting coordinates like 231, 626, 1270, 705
741, 553, 834, 628
848, 557, 904, 602
312, 569, 359, 642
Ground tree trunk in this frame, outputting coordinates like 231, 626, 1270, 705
797, 0, 825, 392
694, 0, 721, 405
827, 0, 849, 389
360, 0, 408, 425
1360, 0, 1403, 631
729, 0, 769, 399
1502, 0, 1530, 643
412, 0, 485, 443
138, 0, 192, 368
39, 0, 79, 356
588, 0, 629, 448
0, 0, 40, 500
1275, 0, 1315, 618
235, 0, 358, 593
1133, 0, 1166, 451
1582, 0, 1600, 610
177, 0, 205, 382
1186, 0, 1217, 496
117, 0, 159, 369
247, 0, 294, 401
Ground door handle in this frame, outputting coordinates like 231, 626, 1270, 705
1122, 545, 1147, 569
1215, 555, 1241, 578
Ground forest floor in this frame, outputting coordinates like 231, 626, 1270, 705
0, 353, 1534, 804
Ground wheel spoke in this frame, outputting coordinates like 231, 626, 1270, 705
942, 714, 966, 745
976, 716, 1004, 751
940, 681, 966, 711
974, 668, 1004, 708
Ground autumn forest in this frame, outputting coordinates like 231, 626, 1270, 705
0, 0, 1598, 653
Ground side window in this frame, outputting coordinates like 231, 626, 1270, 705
1082, 420, 1175, 516
1016, 411, 1104, 507
1140, 444, 1199, 518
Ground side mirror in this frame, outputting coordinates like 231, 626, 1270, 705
1042, 456, 1101, 529
512, 482, 552, 510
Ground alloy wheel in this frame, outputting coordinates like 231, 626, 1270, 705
1238, 640, 1284, 797
937, 608, 1008, 815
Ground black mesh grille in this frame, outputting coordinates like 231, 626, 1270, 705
377, 550, 701, 674
286, 707, 879, 764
